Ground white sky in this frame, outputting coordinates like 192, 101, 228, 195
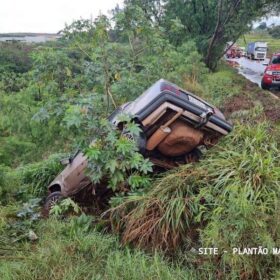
0, 0, 123, 33
0, 1, 279, 34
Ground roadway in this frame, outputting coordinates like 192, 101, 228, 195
227, 57, 270, 87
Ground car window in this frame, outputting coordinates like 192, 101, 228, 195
271, 56, 280, 64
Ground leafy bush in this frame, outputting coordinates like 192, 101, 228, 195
31, 47, 75, 94
0, 165, 7, 188
85, 116, 153, 206
111, 41, 207, 101
0, 154, 66, 204
0, 71, 29, 93
50, 198, 81, 217
0, 165, 11, 203
0, 137, 36, 166
0, 42, 33, 74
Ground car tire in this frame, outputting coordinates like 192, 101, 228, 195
261, 81, 270, 90
43, 191, 63, 216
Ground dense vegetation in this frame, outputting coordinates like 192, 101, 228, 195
1, 1, 280, 279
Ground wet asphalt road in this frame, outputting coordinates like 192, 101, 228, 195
227, 57, 270, 87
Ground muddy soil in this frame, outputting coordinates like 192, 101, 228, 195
222, 70, 280, 123
222, 94, 254, 117
245, 82, 280, 122
270, 89, 280, 98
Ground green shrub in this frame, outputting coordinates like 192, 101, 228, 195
0, 165, 7, 187
0, 165, 10, 203
0, 71, 29, 93
0, 42, 33, 74
268, 25, 280, 39
85, 117, 153, 206
0, 165, 21, 204
0, 154, 65, 204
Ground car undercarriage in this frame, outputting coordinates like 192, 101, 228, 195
43, 79, 233, 214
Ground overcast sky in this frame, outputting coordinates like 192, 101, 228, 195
1, 1, 279, 34
0, 0, 123, 33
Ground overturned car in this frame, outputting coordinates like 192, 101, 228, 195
44, 79, 232, 212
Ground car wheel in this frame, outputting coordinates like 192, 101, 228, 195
43, 191, 63, 216
261, 81, 270, 90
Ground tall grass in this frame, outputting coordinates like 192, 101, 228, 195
1, 60, 279, 279
0, 153, 66, 204
108, 121, 280, 279
18, 153, 65, 197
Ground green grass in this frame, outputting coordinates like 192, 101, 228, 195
1, 61, 279, 280
237, 31, 280, 55
108, 64, 280, 279
109, 120, 280, 278
0, 216, 199, 280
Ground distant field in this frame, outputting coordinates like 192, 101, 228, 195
237, 32, 280, 56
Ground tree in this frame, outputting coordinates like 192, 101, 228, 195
61, 19, 95, 42
257, 22, 267, 30
163, 0, 280, 69
268, 25, 280, 38
123, 0, 164, 25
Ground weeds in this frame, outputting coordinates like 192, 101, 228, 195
50, 198, 81, 217
202, 70, 240, 106
0, 218, 195, 280
108, 121, 280, 278
18, 153, 65, 197
0, 25, 279, 279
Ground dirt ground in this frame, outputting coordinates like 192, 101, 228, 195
223, 94, 254, 116
223, 74, 280, 123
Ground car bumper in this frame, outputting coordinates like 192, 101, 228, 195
133, 92, 233, 134
262, 76, 280, 85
